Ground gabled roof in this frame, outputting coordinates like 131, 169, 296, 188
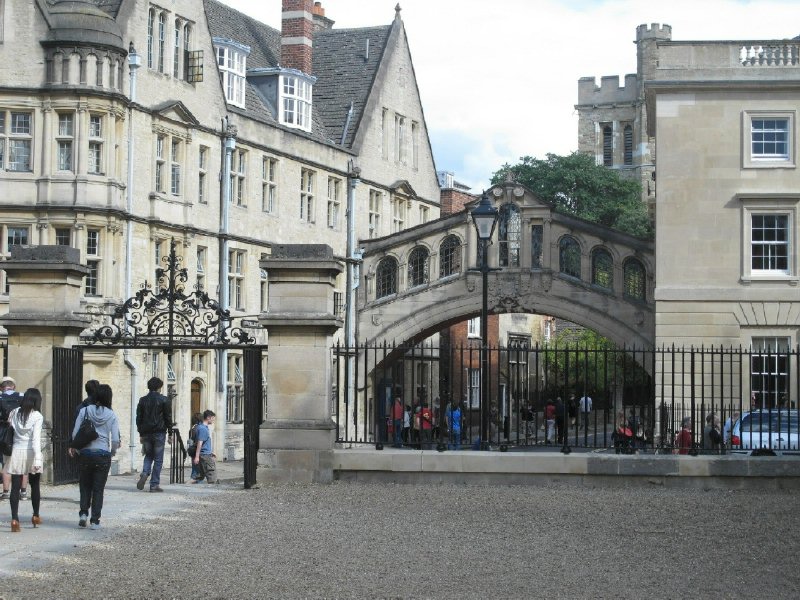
202, 0, 393, 149
313, 25, 391, 147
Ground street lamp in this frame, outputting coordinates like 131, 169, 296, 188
471, 191, 499, 451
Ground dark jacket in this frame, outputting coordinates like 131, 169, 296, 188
0, 391, 22, 422
136, 391, 173, 434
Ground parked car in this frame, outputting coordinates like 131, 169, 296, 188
730, 409, 800, 455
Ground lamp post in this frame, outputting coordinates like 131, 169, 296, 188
471, 192, 499, 451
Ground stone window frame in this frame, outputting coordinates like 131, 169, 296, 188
85, 227, 101, 297
369, 189, 382, 238
375, 256, 398, 300
407, 246, 429, 289
327, 176, 341, 229
438, 234, 462, 279
56, 112, 74, 172
591, 247, 614, 290
88, 114, 104, 175
622, 257, 646, 302
742, 110, 796, 169
1, 224, 30, 295
739, 195, 799, 284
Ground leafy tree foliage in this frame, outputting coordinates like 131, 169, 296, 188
492, 152, 653, 239
541, 328, 650, 404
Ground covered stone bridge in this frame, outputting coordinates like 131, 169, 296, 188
356, 181, 655, 348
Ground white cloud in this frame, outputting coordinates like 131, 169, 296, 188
222, 0, 800, 190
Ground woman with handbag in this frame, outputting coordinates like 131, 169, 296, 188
5, 388, 44, 532
68, 384, 120, 530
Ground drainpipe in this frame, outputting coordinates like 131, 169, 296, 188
125, 43, 141, 472
345, 163, 360, 426
218, 123, 236, 457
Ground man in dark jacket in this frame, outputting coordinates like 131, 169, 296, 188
135, 377, 173, 492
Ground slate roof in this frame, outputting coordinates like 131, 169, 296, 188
203, 0, 393, 149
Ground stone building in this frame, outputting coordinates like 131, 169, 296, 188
580, 24, 800, 407
575, 24, 668, 215
0, 0, 440, 473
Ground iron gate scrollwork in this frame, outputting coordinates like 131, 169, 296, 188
55, 238, 264, 487
83, 239, 255, 350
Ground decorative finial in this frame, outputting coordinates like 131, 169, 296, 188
395, 3, 401, 19
504, 170, 515, 183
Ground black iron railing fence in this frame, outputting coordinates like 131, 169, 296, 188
169, 427, 188, 484
332, 342, 800, 454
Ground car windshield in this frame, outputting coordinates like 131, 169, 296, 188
740, 412, 799, 433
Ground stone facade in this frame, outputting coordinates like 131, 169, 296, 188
584, 25, 800, 409
0, 0, 440, 473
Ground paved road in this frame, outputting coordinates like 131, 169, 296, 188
0, 466, 798, 599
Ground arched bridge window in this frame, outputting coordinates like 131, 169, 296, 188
591, 248, 613, 289
376, 256, 398, 299
408, 247, 429, 288
623, 258, 646, 301
439, 235, 461, 278
559, 236, 581, 279
499, 203, 521, 267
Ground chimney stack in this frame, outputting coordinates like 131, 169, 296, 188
282, 0, 314, 74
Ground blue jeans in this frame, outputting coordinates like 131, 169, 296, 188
448, 428, 461, 450
78, 451, 111, 524
393, 419, 403, 447
141, 432, 166, 488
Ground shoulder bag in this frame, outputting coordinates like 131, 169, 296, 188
71, 408, 99, 450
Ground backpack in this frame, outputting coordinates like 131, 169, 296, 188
186, 424, 198, 456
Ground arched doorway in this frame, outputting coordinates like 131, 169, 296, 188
191, 378, 203, 417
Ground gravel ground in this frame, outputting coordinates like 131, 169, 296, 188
1, 481, 798, 599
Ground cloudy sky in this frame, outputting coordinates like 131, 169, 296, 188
223, 0, 800, 190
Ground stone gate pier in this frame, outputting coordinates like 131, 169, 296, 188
258, 244, 343, 483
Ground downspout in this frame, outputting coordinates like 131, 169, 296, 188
125, 43, 141, 472
218, 122, 236, 457
345, 162, 361, 419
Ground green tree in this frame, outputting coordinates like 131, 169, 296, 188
492, 152, 653, 239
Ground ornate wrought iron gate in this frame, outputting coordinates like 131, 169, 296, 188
52, 239, 264, 487
52, 347, 84, 484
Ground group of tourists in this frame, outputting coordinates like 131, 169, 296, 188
0, 374, 218, 533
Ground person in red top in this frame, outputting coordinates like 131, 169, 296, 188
544, 399, 556, 444
391, 396, 404, 448
675, 416, 693, 455
418, 402, 433, 449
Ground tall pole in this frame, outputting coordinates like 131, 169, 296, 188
480, 238, 490, 450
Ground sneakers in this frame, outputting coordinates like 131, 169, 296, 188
0, 490, 8, 500
19, 489, 27, 500
136, 473, 149, 490
78, 514, 88, 528
150, 486, 164, 493
89, 522, 101, 530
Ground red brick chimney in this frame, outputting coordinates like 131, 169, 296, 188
282, 0, 314, 74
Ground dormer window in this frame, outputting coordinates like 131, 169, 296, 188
213, 38, 250, 109
281, 74, 312, 131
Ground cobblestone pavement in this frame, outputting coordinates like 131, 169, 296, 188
0, 478, 798, 599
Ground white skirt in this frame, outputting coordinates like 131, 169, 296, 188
2, 448, 36, 475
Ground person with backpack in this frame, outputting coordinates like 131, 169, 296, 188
192, 410, 217, 484
186, 412, 203, 482
69, 384, 120, 530
446, 399, 462, 450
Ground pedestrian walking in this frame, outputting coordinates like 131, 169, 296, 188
446, 399, 462, 450
675, 416, 693, 455
186, 412, 203, 482
723, 411, 740, 446
0, 376, 25, 500
5, 388, 44, 532
554, 397, 566, 444
135, 377, 173, 492
703, 413, 723, 453
391, 394, 404, 448
192, 410, 217, 484
579, 393, 593, 432
69, 384, 120, 530
544, 398, 556, 444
